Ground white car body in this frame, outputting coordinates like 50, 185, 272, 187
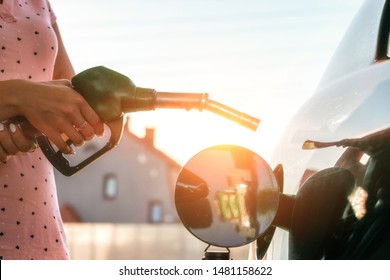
267, 0, 390, 259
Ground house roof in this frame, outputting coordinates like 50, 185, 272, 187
122, 124, 182, 171
60, 203, 83, 223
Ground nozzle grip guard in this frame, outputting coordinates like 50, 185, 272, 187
38, 117, 125, 176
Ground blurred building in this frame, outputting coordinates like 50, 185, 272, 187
55, 118, 182, 224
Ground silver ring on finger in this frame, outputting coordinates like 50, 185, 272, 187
75, 120, 88, 131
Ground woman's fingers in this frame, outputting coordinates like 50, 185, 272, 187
0, 123, 20, 155
0, 145, 9, 162
9, 123, 38, 153
72, 118, 95, 141
55, 79, 104, 138
0, 122, 37, 161
79, 102, 105, 138
37, 121, 76, 155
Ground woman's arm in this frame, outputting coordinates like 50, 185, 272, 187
0, 23, 104, 159
52, 23, 75, 80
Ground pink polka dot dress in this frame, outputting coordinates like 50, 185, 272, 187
0, 0, 70, 259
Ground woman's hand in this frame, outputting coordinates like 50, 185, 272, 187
2, 79, 104, 155
0, 122, 37, 162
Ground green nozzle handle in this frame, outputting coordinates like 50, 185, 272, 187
72, 66, 156, 122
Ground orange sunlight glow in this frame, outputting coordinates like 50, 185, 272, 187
128, 109, 279, 167
50, 0, 365, 173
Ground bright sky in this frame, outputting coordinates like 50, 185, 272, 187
50, 0, 364, 165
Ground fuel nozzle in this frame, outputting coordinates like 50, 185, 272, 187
72, 66, 260, 131
30, 65, 260, 176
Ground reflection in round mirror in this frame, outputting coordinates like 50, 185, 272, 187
175, 144, 279, 248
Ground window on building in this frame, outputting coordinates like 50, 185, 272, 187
103, 174, 118, 200
148, 200, 163, 223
